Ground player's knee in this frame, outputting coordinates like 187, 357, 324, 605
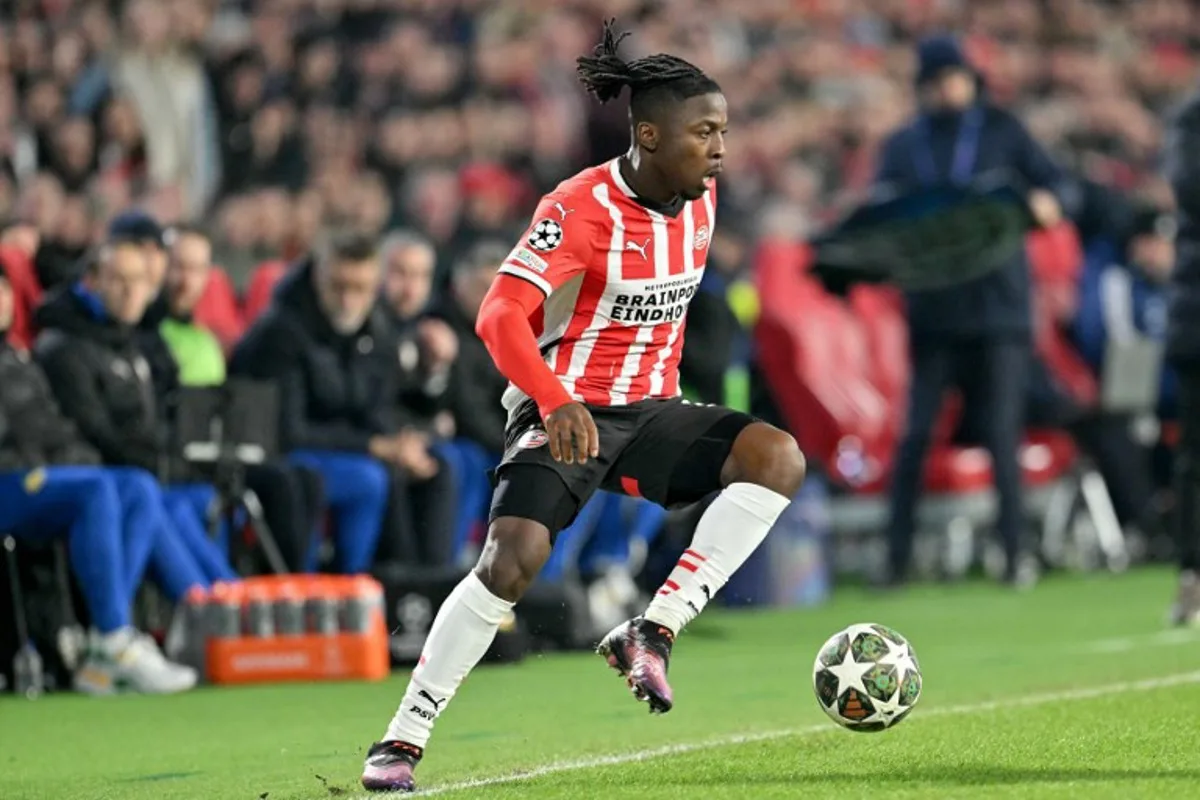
728, 423, 806, 498
473, 517, 552, 603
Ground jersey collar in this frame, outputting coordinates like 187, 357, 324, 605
608, 159, 685, 218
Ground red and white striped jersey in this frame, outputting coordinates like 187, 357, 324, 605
498, 159, 717, 413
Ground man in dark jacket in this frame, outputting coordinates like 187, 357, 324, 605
437, 241, 511, 456
874, 35, 1069, 587
32, 241, 238, 589
377, 231, 461, 566
0, 267, 205, 695
132, 222, 326, 574
232, 231, 423, 573
429, 240, 512, 558
380, 230, 458, 430
1164, 88, 1200, 623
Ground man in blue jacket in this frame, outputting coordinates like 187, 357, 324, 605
1073, 203, 1177, 417
876, 36, 1069, 586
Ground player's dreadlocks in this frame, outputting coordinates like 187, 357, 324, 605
576, 19, 720, 119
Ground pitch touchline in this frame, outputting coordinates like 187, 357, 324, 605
1077, 629, 1200, 654
378, 670, 1200, 797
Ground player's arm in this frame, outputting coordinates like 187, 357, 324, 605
474, 196, 600, 463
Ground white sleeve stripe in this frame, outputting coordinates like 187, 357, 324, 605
499, 262, 553, 296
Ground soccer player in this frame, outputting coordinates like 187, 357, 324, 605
361, 22, 806, 793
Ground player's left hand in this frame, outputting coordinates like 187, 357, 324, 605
544, 402, 600, 465
418, 319, 459, 369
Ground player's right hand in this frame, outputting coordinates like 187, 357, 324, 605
544, 402, 600, 465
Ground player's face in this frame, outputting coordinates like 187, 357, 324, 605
662, 92, 727, 201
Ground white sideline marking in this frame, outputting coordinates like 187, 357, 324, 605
377, 670, 1200, 797
1079, 629, 1200, 654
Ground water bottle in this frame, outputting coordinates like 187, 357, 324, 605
340, 576, 382, 634
273, 581, 305, 637
306, 578, 340, 636
13, 640, 44, 699
206, 582, 243, 639
244, 586, 275, 638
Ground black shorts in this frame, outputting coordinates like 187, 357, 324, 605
489, 397, 756, 535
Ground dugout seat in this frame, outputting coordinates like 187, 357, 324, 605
753, 239, 1083, 576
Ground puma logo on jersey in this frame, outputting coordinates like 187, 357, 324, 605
625, 238, 650, 260
553, 202, 574, 220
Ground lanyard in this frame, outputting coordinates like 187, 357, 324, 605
912, 106, 984, 187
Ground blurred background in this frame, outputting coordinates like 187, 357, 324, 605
0, 0, 1194, 693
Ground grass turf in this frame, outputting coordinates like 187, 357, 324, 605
2, 567, 1199, 799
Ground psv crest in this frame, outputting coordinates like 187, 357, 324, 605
693, 224, 711, 251
517, 428, 549, 449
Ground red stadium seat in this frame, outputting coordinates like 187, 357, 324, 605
754, 237, 1079, 504
1028, 222, 1098, 407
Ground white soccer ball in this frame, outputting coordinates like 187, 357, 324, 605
812, 622, 922, 732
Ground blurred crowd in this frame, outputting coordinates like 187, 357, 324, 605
1, 0, 1194, 288
1, 0, 1198, 693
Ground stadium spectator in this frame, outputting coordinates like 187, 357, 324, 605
1053, 201, 1175, 533
0, 0, 1196, 597
874, 35, 1070, 588
139, 222, 325, 573
229, 231, 397, 573
0, 265, 207, 695
380, 230, 456, 432
31, 240, 237, 587
1074, 202, 1177, 416
440, 240, 511, 457
436, 240, 511, 558
0, 219, 42, 350
375, 229, 460, 567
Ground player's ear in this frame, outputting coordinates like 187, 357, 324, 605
635, 120, 660, 153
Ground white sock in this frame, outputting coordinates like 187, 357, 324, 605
644, 482, 791, 635
384, 572, 514, 748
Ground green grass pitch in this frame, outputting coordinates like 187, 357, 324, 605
3, 567, 1200, 799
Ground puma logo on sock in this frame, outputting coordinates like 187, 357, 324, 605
417, 689, 446, 710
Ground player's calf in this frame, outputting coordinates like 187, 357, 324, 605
615, 424, 801, 711
365, 516, 553, 793
474, 515, 555, 601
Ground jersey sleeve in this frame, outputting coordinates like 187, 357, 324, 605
498, 192, 597, 298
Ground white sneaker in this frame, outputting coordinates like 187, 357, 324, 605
74, 629, 197, 695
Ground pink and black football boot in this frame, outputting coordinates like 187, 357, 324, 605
596, 617, 675, 714
361, 740, 422, 793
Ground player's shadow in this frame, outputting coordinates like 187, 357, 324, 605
662, 764, 1200, 788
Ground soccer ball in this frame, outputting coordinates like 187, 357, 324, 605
812, 623, 922, 732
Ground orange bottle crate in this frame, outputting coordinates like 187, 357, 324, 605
197, 575, 391, 685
